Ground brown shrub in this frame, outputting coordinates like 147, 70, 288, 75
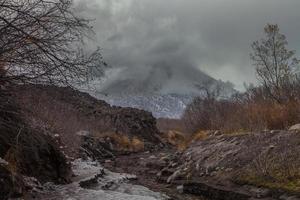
132, 137, 145, 152
182, 92, 300, 134
160, 130, 210, 151
92, 132, 144, 152
191, 131, 209, 142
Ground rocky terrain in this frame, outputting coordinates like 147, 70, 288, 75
0, 88, 72, 199
104, 131, 300, 200
0, 85, 165, 199
1, 85, 300, 200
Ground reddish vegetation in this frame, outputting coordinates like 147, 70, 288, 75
181, 87, 300, 134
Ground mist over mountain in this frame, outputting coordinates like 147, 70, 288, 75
83, 66, 235, 118
100, 65, 215, 96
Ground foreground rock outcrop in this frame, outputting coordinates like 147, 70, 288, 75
104, 131, 300, 200
0, 89, 72, 199
14, 85, 164, 158
159, 131, 300, 199
0, 84, 168, 199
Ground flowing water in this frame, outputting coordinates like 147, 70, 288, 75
29, 159, 170, 200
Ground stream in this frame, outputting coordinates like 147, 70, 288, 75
28, 159, 170, 200
26, 157, 209, 200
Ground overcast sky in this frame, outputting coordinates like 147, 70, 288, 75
74, 0, 300, 90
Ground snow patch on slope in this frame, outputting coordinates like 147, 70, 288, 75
101, 94, 195, 119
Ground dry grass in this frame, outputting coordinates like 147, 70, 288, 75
93, 132, 145, 152
191, 130, 209, 142
4, 148, 18, 174
161, 130, 210, 151
237, 150, 300, 193
166, 130, 187, 151
132, 137, 145, 152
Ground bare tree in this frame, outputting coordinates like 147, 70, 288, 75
251, 24, 299, 103
195, 79, 226, 101
0, 0, 106, 86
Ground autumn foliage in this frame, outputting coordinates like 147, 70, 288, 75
183, 87, 300, 134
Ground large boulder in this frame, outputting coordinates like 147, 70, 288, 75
4, 131, 72, 184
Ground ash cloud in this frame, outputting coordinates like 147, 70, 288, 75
74, 0, 300, 91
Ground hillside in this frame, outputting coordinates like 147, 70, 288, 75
14, 85, 164, 156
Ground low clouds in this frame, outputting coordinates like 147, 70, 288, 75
74, 0, 300, 90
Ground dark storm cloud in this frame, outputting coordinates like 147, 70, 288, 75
74, 0, 300, 90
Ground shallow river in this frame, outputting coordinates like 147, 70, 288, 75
27, 159, 208, 200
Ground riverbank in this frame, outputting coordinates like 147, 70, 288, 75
104, 131, 300, 200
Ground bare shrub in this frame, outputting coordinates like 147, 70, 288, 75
252, 152, 277, 178
0, 0, 105, 86
182, 86, 300, 134
251, 24, 300, 103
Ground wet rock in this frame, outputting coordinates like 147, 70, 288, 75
280, 194, 300, 200
80, 135, 115, 161
245, 185, 271, 198
145, 160, 166, 170
167, 169, 182, 183
158, 168, 176, 178
289, 124, 300, 131
79, 169, 105, 189
183, 182, 251, 200
176, 185, 184, 194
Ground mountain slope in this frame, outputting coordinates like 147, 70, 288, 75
82, 66, 236, 119
100, 94, 195, 119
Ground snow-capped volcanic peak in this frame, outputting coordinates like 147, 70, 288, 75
81, 66, 235, 119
